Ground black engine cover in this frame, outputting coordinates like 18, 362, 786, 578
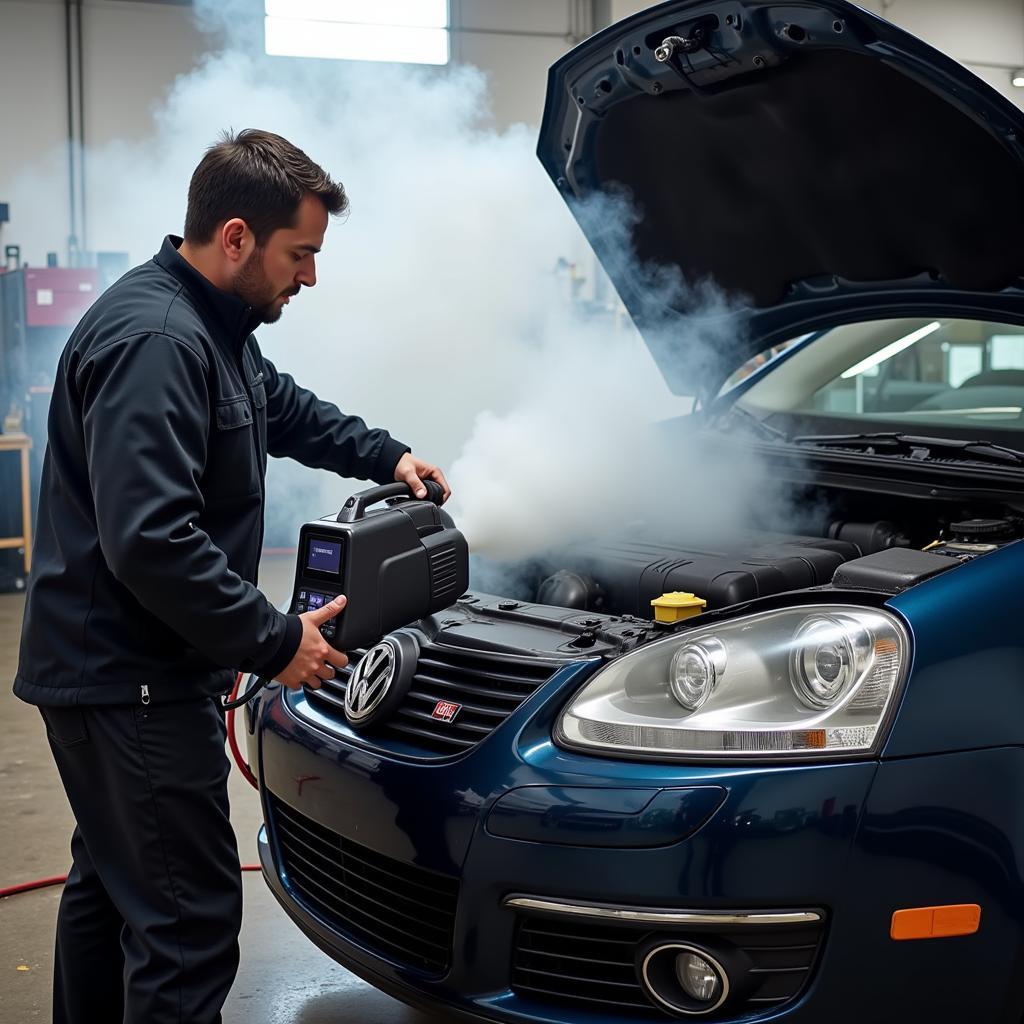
551, 533, 860, 616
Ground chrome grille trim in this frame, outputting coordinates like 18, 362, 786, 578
504, 896, 822, 926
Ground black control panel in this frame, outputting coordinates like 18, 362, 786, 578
294, 589, 341, 642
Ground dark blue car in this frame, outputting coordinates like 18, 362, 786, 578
249, 1, 1024, 1020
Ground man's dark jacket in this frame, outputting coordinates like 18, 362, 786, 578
14, 236, 409, 706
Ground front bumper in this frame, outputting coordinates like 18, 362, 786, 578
252, 671, 1024, 1023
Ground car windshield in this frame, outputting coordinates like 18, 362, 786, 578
736, 317, 1024, 434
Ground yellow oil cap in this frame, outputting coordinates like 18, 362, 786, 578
651, 592, 707, 623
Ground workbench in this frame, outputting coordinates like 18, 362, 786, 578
0, 432, 33, 575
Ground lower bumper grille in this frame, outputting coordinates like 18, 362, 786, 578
515, 919, 658, 1016
512, 912, 825, 1019
269, 795, 459, 974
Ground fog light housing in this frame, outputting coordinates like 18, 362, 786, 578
640, 942, 730, 1015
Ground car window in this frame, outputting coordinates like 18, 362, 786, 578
721, 335, 806, 390
741, 318, 1024, 431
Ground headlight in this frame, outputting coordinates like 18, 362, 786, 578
556, 605, 908, 760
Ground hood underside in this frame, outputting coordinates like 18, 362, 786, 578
538, 0, 1024, 395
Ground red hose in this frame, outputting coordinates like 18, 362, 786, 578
0, 876, 70, 898
1, 865, 263, 901
226, 671, 259, 790
2, 671, 263, 900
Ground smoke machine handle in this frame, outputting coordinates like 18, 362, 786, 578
337, 479, 445, 523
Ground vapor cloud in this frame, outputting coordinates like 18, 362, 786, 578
7, 0, 799, 571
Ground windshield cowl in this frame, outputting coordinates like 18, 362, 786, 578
790, 433, 1024, 468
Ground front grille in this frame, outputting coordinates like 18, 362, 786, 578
512, 913, 825, 1019
304, 642, 559, 756
270, 796, 459, 974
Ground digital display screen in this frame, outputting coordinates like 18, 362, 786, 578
307, 539, 342, 575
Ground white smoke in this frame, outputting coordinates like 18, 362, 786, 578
6, 0, 799, 566
445, 196, 783, 557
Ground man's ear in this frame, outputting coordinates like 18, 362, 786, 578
220, 218, 251, 264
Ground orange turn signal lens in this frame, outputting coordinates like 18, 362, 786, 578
891, 904, 981, 941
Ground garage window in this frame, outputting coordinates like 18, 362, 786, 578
265, 0, 450, 65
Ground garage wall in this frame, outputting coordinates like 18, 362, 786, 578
0, 3, 69, 202
0, 0, 594, 264
858, 0, 1024, 104
81, 1, 209, 149
452, 0, 594, 128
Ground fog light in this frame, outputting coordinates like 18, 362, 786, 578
677, 951, 720, 1002
640, 942, 730, 1015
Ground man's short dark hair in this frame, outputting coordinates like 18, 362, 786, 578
183, 128, 348, 245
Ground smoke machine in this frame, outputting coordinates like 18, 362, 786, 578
226, 480, 468, 708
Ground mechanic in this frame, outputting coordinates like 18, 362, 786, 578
12, 128, 450, 1024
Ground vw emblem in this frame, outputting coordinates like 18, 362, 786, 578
344, 640, 398, 724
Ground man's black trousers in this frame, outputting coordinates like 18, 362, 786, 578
39, 697, 243, 1024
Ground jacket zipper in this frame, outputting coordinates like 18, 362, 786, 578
140, 684, 151, 705
241, 346, 266, 577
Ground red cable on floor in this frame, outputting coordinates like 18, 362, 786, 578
0, 865, 263, 900
0, 876, 71, 898
2, 671, 263, 900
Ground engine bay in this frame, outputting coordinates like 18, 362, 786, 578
468, 496, 1024, 632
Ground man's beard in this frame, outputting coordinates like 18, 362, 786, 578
232, 248, 294, 324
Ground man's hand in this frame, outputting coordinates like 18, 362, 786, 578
394, 453, 451, 503
275, 595, 349, 690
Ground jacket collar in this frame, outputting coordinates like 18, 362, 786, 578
153, 235, 264, 351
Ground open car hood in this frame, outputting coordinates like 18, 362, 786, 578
537, 0, 1024, 398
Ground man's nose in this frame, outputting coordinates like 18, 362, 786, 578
296, 258, 316, 289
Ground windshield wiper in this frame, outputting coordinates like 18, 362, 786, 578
720, 404, 790, 443
792, 432, 1024, 467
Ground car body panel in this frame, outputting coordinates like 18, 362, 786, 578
484, 784, 727, 846
884, 540, 1024, 758
837, 747, 1024, 1021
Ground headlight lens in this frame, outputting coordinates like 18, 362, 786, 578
669, 639, 725, 711
791, 615, 867, 709
556, 605, 908, 759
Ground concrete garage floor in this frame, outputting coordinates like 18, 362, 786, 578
0, 554, 446, 1024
